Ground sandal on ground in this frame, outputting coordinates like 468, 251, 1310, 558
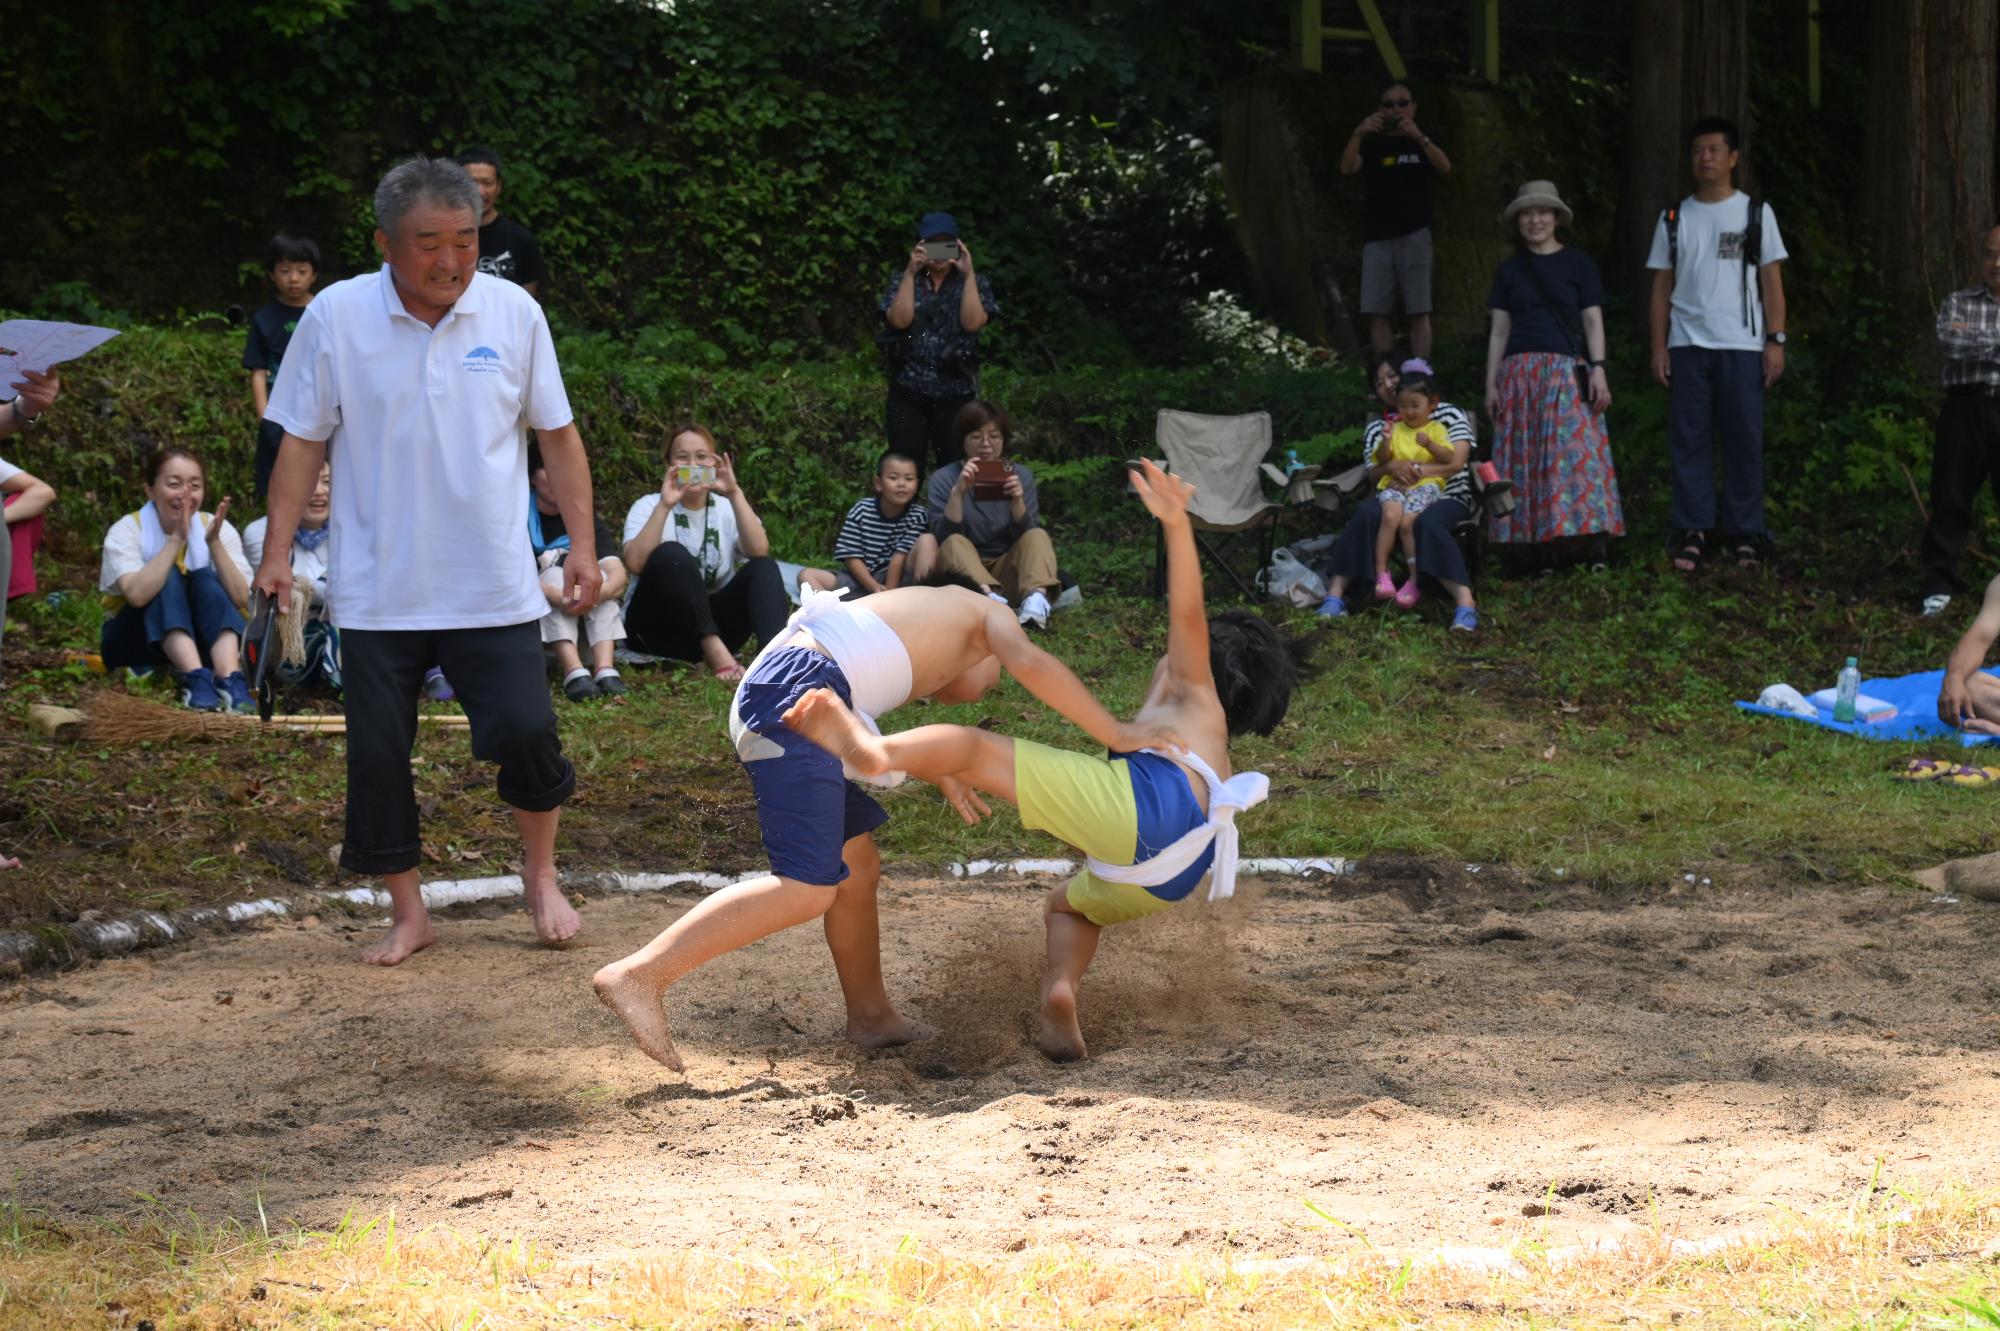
1943, 764, 2000, 788
712, 661, 746, 683
1393, 576, 1421, 609
1373, 571, 1397, 601
1670, 530, 1708, 574
1732, 541, 1762, 569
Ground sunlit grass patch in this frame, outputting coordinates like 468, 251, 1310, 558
3, 1184, 1994, 1329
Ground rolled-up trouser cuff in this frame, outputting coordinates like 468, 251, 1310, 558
500, 756, 576, 813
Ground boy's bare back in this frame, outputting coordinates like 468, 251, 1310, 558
838, 585, 1012, 699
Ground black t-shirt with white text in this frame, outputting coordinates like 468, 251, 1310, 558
1359, 132, 1437, 242
477, 214, 548, 290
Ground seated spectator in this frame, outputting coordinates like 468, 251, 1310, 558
243, 462, 340, 692
620, 423, 788, 681
1316, 353, 1481, 632
528, 440, 628, 700
99, 447, 256, 711
244, 232, 320, 499
798, 449, 928, 598
909, 400, 1060, 629
2, 458, 55, 607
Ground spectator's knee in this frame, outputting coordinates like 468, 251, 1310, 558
645, 542, 699, 578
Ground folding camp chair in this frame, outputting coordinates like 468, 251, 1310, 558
1152, 409, 1284, 601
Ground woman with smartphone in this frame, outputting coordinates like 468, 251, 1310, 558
619, 423, 790, 681
879, 211, 998, 475
911, 399, 1062, 630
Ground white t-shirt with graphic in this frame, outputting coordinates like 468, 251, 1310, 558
1646, 192, 1789, 353
622, 494, 742, 594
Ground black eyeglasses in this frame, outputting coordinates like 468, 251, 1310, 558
1381, 97, 1412, 108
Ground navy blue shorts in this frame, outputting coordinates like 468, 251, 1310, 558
736, 646, 889, 886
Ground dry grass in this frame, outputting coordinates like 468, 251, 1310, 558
3, 1187, 1996, 1329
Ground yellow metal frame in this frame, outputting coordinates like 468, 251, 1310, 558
1298, 0, 1407, 78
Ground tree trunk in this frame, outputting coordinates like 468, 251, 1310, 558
1864, 0, 1998, 320
1681, 0, 1751, 185
1613, 0, 1686, 310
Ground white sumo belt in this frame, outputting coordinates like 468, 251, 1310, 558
1084, 748, 1269, 902
727, 585, 909, 788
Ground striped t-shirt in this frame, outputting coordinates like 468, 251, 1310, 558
832, 496, 931, 580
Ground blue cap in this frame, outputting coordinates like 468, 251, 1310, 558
916, 210, 960, 239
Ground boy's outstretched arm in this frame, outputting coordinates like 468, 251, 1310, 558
978, 600, 1182, 754
1130, 459, 1213, 691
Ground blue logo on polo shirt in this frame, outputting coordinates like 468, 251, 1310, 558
463, 346, 502, 374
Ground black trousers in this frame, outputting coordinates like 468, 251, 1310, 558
886, 382, 974, 476
624, 543, 790, 660
341, 621, 574, 876
1326, 493, 1475, 589
1921, 390, 2000, 597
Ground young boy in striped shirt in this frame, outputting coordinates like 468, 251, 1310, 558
799, 450, 929, 598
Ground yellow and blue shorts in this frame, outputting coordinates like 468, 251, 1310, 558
1014, 740, 1213, 927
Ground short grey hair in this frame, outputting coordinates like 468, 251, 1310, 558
373, 155, 481, 239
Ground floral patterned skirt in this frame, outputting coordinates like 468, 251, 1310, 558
1488, 352, 1625, 544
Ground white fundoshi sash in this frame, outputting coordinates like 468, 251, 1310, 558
727, 585, 913, 788
1084, 748, 1269, 903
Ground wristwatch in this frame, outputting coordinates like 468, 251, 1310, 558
7, 398, 40, 428
1766, 331, 1787, 346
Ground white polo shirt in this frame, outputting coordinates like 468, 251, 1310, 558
264, 266, 573, 630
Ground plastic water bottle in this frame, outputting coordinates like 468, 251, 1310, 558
1284, 449, 1304, 476
1833, 657, 1860, 722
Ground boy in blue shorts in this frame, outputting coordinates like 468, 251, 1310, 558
783, 460, 1300, 1059
594, 569, 1182, 1073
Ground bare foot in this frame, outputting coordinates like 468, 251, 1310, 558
0, 852, 20, 870
1036, 978, 1088, 1061
846, 1013, 939, 1051
699, 635, 742, 680
592, 961, 685, 1072
523, 867, 581, 946
359, 915, 437, 967
783, 687, 891, 776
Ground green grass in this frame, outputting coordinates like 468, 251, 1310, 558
2, 543, 1994, 927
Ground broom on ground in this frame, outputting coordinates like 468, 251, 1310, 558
79, 691, 475, 744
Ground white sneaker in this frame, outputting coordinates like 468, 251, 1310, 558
1922, 594, 1952, 618
1018, 589, 1051, 629
987, 591, 1011, 607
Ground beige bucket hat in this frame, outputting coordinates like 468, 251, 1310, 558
1500, 180, 1574, 227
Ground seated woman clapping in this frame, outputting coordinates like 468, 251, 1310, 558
98, 447, 256, 712
243, 461, 341, 692
619, 423, 790, 682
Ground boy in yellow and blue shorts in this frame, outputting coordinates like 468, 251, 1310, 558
783, 459, 1301, 1061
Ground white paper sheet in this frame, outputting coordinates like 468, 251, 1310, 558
0, 319, 122, 386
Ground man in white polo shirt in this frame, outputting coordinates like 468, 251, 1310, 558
256, 156, 603, 966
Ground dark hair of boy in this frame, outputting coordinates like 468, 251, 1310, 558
917, 567, 987, 596
265, 232, 321, 273
1207, 609, 1305, 736
454, 144, 504, 179
1687, 116, 1739, 151
876, 448, 919, 476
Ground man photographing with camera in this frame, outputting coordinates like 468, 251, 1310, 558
1341, 81, 1452, 358
880, 211, 998, 475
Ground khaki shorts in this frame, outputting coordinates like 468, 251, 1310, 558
1360, 227, 1433, 316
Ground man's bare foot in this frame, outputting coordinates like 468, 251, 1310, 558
846, 1013, 939, 1051
592, 961, 685, 1072
783, 687, 891, 776
523, 867, 581, 946
0, 852, 20, 870
359, 916, 437, 967
1036, 978, 1088, 1061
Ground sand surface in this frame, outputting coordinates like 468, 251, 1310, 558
6, 864, 1998, 1261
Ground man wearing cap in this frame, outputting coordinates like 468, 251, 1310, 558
256, 155, 600, 967
880, 212, 998, 475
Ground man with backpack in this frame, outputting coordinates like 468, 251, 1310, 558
1647, 116, 1790, 572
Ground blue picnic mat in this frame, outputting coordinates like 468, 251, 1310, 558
1735, 667, 2000, 746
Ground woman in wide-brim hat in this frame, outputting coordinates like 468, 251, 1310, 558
1482, 180, 1625, 570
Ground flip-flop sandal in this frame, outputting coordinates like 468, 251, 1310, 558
1894, 757, 1955, 782
1671, 532, 1706, 573
713, 663, 746, 683
1942, 764, 2000, 788
1733, 543, 1761, 568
